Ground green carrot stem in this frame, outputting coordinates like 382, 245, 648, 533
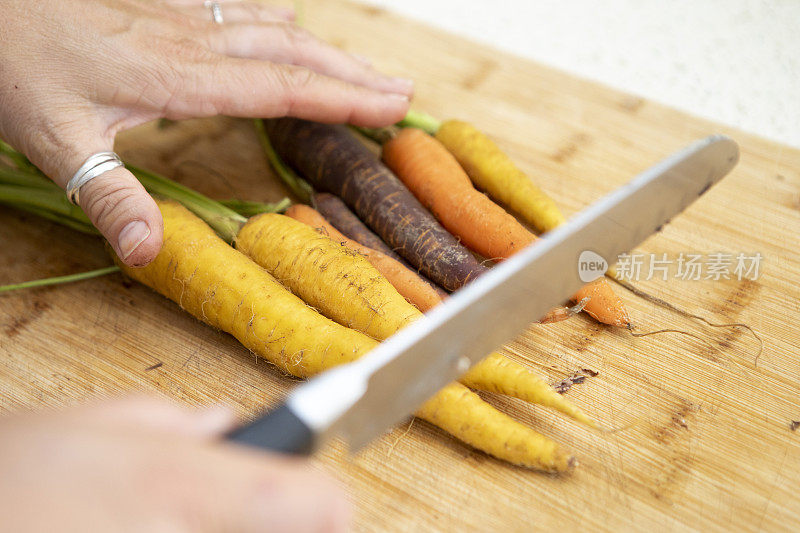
351, 126, 397, 145
0, 167, 97, 232
254, 119, 313, 204
0, 136, 277, 242
127, 164, 246, 242
0, 165, 55, 189
0, 184, 92, 223
219, 197, 292, 217
0, 139, 38, 173
0, 159, 245, 240
398, 109, 442, 134
0, 157, 247, 242
0, 266, 120, 294
11, 204, 98, 235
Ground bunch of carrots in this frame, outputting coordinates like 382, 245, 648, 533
0, 109, 631, 472
261, 115, 629, 327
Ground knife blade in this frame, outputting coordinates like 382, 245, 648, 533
226, 135, 739, 454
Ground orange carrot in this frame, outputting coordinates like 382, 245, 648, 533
434, 119, 566, 234
285, 204, 443, 312
312, 192, 405, 264
383, 128, 629, 327
384, 128, 532, 260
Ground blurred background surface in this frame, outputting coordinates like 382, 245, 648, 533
360, 0, 800, 148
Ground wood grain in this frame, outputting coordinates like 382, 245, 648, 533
1, 1, 799, 531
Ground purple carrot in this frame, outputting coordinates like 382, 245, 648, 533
265, 118, 487, 291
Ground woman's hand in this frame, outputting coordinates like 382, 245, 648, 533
0, 397, 350, 532
0, 0, 412, 266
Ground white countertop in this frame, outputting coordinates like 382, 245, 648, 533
360, 0, 800, 148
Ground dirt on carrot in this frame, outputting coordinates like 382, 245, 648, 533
552, 369, 599, 394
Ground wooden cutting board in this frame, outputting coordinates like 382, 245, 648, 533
1, 1, 798, 530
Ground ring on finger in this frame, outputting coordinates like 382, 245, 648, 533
203, 0, 224, 24
65, 152, 124, 205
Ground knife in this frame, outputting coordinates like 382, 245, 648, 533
225, 135, 739, 455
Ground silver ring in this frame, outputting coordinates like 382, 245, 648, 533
204, 0, 223, 24
65, 151, 124, 205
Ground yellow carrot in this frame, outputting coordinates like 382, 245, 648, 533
419, 383, 575, 471
284, 204, 443, 312
435, 119, 566, 234
113, 201, 371, 377
236, 212, 419, 341
114, 201, 572, 470
462, 357, 593, 426
235, 212, 593, 426
433, 121, 630, 327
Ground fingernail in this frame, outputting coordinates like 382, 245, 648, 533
387, 92, 410, 102
118, 220, 151, 260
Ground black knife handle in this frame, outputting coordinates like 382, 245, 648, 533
225, 404, 314, 455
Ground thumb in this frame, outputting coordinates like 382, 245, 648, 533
75, 163, 164, 267
11, 113, 165, 266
